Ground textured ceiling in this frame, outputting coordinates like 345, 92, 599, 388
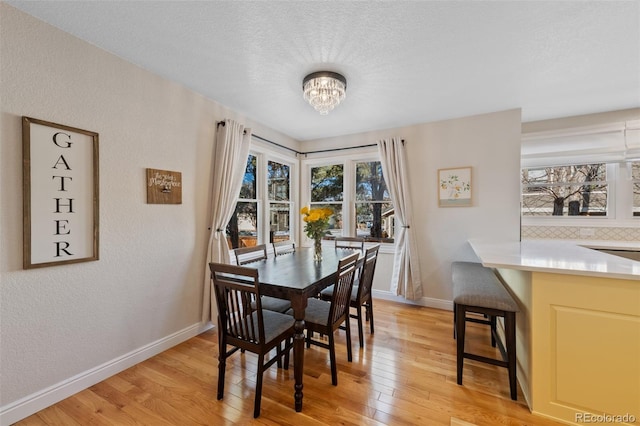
6, 1, 640, 141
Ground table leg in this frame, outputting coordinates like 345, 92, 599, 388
291, 298, 307, 412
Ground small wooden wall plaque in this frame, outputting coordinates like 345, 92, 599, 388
146, 168, 182, 204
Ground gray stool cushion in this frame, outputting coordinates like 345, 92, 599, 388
452, 261, 519, 312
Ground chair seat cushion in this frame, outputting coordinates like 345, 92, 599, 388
319, 284, 359, 302
256, 296, 291, 313
259, 310, 295, 343
319, 285, 333, 298
285, 298, 332, 325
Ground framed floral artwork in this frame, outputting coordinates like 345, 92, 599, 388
438, 166, 472, 207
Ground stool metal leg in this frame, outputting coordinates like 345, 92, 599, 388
455, 304, 466, 385
506, 311, 517, 400
453, 302, 457, 339
490, 315, 497, 347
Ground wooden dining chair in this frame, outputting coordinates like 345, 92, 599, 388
209, 262, 295, 418
320, 244, 380, 348
272, 240, 295, 256
234, 244, 290, 313
334, 236, 364, 251
292, 251, 360, 386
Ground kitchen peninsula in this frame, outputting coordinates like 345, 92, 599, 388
469, 239, 639, 426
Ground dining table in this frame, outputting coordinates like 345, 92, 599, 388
243, 246, 362, 412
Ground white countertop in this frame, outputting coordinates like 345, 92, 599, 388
469, 239, 640, 280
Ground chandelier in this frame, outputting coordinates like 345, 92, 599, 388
302, 71, 347, 115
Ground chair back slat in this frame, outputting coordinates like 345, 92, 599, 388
226, 287, 257, 342
356, 244, 381, 302
210, 263, 264, 346
234, 244, 268, 265
328, 252, 360, 326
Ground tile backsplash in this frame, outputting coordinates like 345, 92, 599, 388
522, 225, 640, 242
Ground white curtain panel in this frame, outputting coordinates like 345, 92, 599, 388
201, 119, 251, 323
377, 138, 423, 300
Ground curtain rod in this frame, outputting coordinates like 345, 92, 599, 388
216, 120, 404, 155
252, 134, 301, 155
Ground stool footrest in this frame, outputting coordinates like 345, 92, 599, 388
464, 352, 509, 368
466, 317, 491, 326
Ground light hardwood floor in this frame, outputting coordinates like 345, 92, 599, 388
15, 300, 565, 426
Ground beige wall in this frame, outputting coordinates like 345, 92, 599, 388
303, 109, 523, 304
0, 4, 297, 423
2, 3, 522, 422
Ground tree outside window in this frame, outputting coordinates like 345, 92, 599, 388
310, 165, 343, 236
521, 164, 607, 216
355, 161, 393, 241
226, 155, 257, 249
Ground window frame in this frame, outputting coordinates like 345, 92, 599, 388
226, 140, 298, 252
301, 149, 395, 249
227, 154, 258, 250
258, 147, 297, 249
266, 158, 294, 244
521, 163, 610, 218
354, 160, 393, 241
630, 161, 640, 217
521, 162, 640, 227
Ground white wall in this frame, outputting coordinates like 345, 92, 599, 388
0, 4, 298, 424
302, 109, 522, 304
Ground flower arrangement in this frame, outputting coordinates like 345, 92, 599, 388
300, 206, 333, 261
300, 206, 333, 239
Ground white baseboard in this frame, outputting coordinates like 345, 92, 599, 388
372, 289, 453, 311
0, 322, 213, 426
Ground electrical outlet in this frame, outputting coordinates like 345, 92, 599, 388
579, 228, 595, 238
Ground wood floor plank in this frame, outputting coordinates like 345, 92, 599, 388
14, 299, 566, 425
33, 406, 82, 426
88, 381, 175, 426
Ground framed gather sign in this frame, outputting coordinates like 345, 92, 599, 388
22, 117, 99, 269
438, 166, 472, 207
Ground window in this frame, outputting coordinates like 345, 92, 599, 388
305, 156, 394, 243
521, 164, 607, 216
355, 161, 393, 241
226, 148, 296, 250
632, 162, 640, 217
268, 160, 292, 242
310, 164, 343, 237
227, 155, 258, 249
521, 122, 640, 224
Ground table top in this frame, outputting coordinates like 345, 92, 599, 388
244, 247, 362, 298
469, 239, 640, 280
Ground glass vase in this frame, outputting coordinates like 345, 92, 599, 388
313, 238, 322, 262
